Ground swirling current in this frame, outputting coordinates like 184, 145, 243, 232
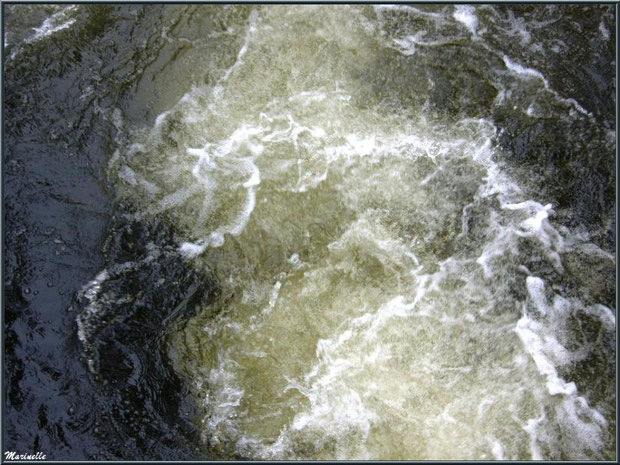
3, 4, 616, 461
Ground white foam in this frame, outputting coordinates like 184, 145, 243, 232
179, 241, 207, 259
503, 55, 547, 82
393, 32, 461, 56
76, 270, 109, 343
262, 281, 282, 315
221, 9, 259, 83
203, 363, 246, 446
526, 277, 547, 312
30, 6, 78, 42
229, 186, 256, 236
113, 7, 614, 459
573, 242, 615, 261
242, 159, 261, 188
153, 122, 265, 248
288, 253, 304, 269
553, 395, 608, 458
500, 201, 564, 271
500, 10, 531, 46
393, 37, 416, 56
584, 304, 615, 330
118, 166, 138, 186
599, 21, 610, 40
503, 55, 591, 116
514, 272, 613, 460
154, 110, 171, 130
374, 4, 444, 19
516, 312, 577, 397
118, 166, 162, 195
523, 413, 546, 460
288, 91, 327, 104
156, 186, 198, 212
453, 5, 478, 36
209, 232, 225, 248
523, 205, 552, 232
489, 438, 505, 460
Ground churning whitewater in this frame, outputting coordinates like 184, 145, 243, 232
75, 5, 613, 461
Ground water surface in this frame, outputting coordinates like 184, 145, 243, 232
4, 4, 615, 461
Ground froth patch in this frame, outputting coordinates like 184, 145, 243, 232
453, 5, 478, 36
514, 275, 612, 458
502, 55, 591, 116
110, 5, 614, 459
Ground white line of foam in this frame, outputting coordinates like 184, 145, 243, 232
503, 55, 591, 116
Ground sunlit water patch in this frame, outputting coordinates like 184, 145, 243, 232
96, 5, 613, 460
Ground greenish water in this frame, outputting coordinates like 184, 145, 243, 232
5, 4, 615, 460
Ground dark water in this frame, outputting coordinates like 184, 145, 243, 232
2, 4, 616, 460
4, 5, 219, 459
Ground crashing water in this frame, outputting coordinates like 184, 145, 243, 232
7, 4, 612, 460
107, 6, 615, 460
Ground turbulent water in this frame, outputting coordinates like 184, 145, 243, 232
4, 4, 616, 461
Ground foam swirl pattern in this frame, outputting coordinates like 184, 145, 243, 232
106, 6, 615, 460
4, 4, 614, 461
